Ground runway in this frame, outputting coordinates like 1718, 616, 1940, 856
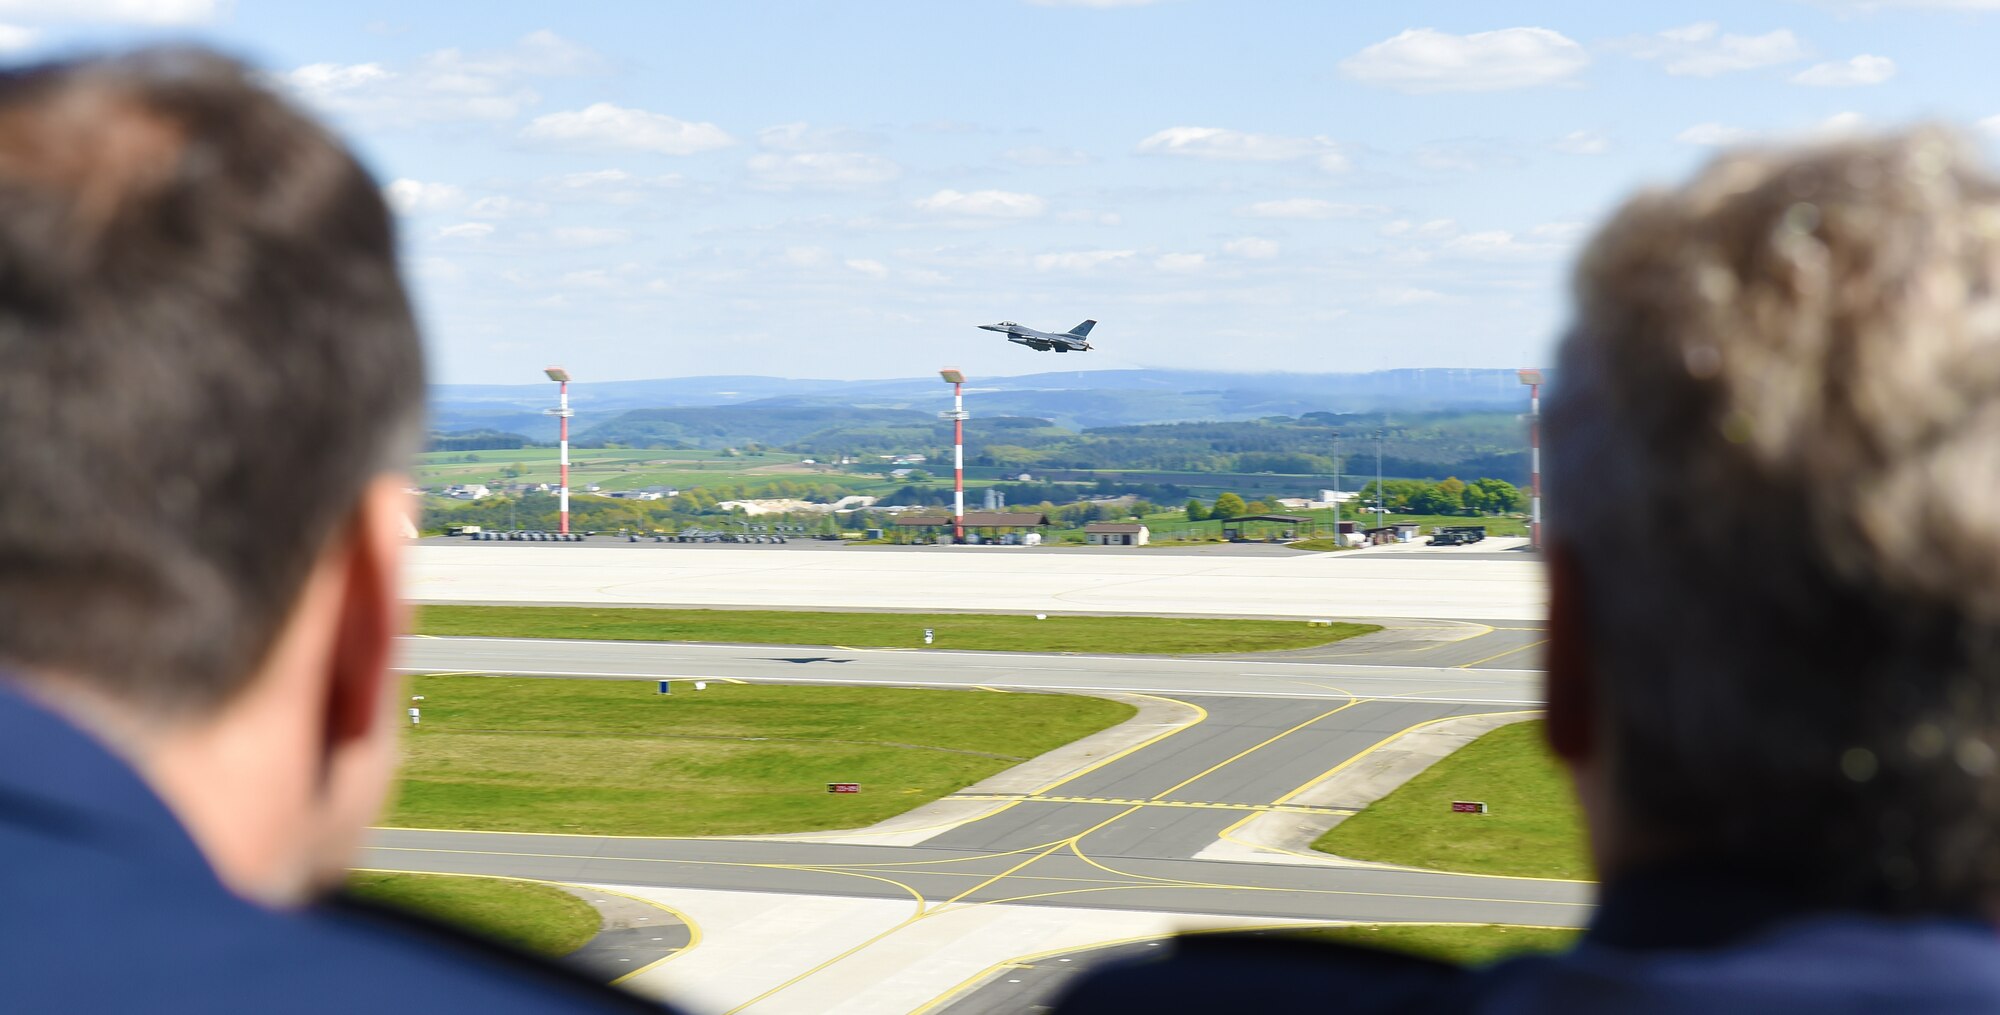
404, 541, 1547, 622
396, 633, 1545, 705
376, 628, 1574, 1012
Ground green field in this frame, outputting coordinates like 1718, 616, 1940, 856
1311, 720, 1590, 880
345, 872, 601, 956
390, 676, 1135, 836
415, 447, 886, 495
414, 605, 1381, 655
1280, 923, 1579, 964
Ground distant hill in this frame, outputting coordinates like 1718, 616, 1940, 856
433, 367, 1537, 439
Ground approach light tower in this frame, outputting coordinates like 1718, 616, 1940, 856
1518, 369, 1543, 550
544, 366, 574, 534
939, 369, 969, 543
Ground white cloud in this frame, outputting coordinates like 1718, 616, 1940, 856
288, 61, 399, 99
1381, 218, 1459, 238
1820, 111, 1868, 134
1239, 198, 1385, 219
436, 222, 495, 241
1551, 129, 1611, 155
756, 122, 881, 152
408, 256, 460, 283
1338, 27, 1588, 93
1379, 287, 1449, 305
543, 169, 685, 205
550, 168, 685, 190
915, 188, 1047, 218
522, 102, 736, 155
0, 23, 36, 50
747, 152, 901, 188
555, 268, 620, 290
845, 258, 889, 278
1224, 237, 1280, 259
1136, 126, 1347, 170
1619, 23, 1806, 77
781, 246, 831, 268
1155, 253, 1207, 272
0, 0, 221, 23
466, 195, 548, 219
1443, 230, 1557, 259
550, 227, 631, 248
1033, 249, 1135, 272
1676, 122, 1758, 146
1002, 145, 1094, 167
1530, 221, 1589, 241
383, 178, 463, 215
1792, 55, 1897, 86
1980, 114, 2000, 138
1055, 210, 1123, 226
283, 32, 602, 129
1412, 139, 1517, 173
1416, 222, 1580, 261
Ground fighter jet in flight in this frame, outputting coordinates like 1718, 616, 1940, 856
979, 319, 1096, 353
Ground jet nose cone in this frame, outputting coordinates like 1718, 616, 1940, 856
977, 323, 1001, 331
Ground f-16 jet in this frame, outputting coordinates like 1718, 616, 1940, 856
979, 319, 1096, 353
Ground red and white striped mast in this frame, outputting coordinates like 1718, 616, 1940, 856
544, 366, 573, 535
1518, 368, 1543, 550
939, 369, 968, 543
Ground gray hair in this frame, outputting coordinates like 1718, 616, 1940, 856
1548, 128, 2000, 909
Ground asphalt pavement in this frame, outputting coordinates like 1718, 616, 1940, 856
377, 626, 1572, 1012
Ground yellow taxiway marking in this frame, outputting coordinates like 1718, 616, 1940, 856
1029, 692, 1210, 796
1146, 695, 1362, 800
953, 794, 1353, 815
1454, 638, 1549, 669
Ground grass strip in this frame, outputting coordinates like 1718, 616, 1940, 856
390, 676, 1134, 836
414, 605, 1380, 655
345, 872, 600, 957
1277, 923, 1580, 964
1310, 720, 1590, 880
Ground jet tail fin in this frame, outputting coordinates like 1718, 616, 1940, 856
1067, 320, 1096, 338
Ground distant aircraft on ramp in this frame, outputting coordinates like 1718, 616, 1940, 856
979, 319, 1096, 353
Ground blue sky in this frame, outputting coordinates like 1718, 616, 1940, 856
7, 1, 2000, 383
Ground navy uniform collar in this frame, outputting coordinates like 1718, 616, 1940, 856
1588, 857, 1878, 951
0, 678, 219, 881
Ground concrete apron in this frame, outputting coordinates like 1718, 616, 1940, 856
600, 883, 1319, 1015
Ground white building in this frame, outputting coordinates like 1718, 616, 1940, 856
1084, 522, 1149, 546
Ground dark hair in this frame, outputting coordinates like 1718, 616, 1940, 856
0, 48, 424, 717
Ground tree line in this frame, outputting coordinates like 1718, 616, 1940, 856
1180, 477, 1524, 521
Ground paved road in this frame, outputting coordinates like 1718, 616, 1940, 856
378, 629, 1572, 1012
362, 692, 1582, 929
395, 630, 1544, 706
405, 542, 1546, 621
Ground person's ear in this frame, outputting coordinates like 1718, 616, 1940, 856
1543, 542, 1595, 764
320, 477, 409, 753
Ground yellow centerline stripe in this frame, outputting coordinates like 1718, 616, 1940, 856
1147, 696, 1362, 801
